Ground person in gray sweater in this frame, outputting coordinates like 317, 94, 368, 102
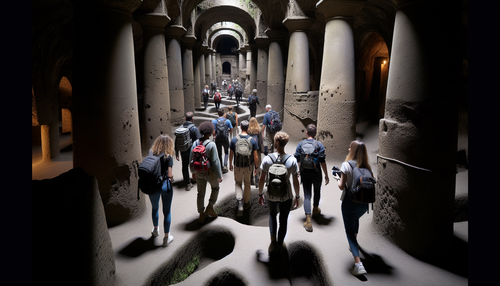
189, 121, 223, 224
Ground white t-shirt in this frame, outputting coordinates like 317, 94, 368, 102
260, 152, 298, 202
339, 160, 356, 201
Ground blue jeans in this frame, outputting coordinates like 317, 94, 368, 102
302, 170, 322, 215
341, 195, 368, 257
148, 179, 173, 233
267, 199, 293, 244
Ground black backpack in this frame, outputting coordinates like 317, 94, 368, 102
215, 118, 228, 141
249, 95, 257, 105
267, 154, 291, 198
300, 140, 319, 171
347, 161, 376, 204
226, 112, 236, 128
267, 110, 282, 133
138, 151, 166, 196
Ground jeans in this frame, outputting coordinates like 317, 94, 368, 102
302, 170, 322, 215
341, 195, 368, 257
195, 170, 220, 213
148, 179, 173, 233
234, 166, 252, 203
267, 199, 293, 244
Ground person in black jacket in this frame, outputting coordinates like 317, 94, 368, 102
175, 111, 201, 191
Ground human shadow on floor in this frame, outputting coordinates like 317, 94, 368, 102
118, 236, 160, 258
312, 214, 334, 226
256, 249, 292, 282
184, 216, 217, 231
359, 246, 394, 275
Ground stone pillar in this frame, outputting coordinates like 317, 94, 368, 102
72, 0, 145, 226
199, 47, 206, 100
205, 49, 213, 88
255, 36, 269, 112
282, 16, 314, 141
265, 29, 287, 121
193, 46, 202, 106
135, 12, 172, 155
212, 53, 217, 86
316, 0, 365, 162
41, 120, 60, 161
182, 36, 196, 113
165, 25, 187, 126
245, 48, 252, 94
238, 48, 246, 84
373, 0, 461, 259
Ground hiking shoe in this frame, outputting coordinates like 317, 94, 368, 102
312, 206, 321, 217
205, 204, 218, 218
222, 166, 228, 173
351, 263, 367, 276
152, 227, 159, 237
162, 235, 174, 247
198, 212, 206, 224
186, 182, 193, 191
244, 200, 251, 210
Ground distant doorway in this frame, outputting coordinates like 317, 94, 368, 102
222, 62, 231, 74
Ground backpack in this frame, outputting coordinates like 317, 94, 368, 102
234, 135, 254, 167
226, 112, 236, 128
267, 154, 291, 198
300, 140, 319, 171
174, 123, 195, 152
190, 140, 211, 172
249, 95, 257, 105
347, 161, 376, 204
215, 118, 228, 141
202, 89, 209, 97
235, 85, 243, 96
138, 151, 166, 195
267, 110, 282, 133
214, 92, 221, 102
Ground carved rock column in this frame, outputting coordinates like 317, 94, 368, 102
72, 0, 145, 226
316, 0, 365, 162
135, 12, 172, 154
282, 16, 314, 141
255, 36, 269, 112
374, 0, 461, 259
165, 25, 187, 125
182, 36, 196, 113
265, 29, 287, 122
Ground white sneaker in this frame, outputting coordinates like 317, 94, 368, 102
186, 182, 193, 191
351, 263, 367, 276
163, 235, 174, 247
152, 227, 159, 237
237, 200, 243, 216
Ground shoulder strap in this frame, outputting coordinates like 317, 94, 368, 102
282, 154, 291, 164
268, 153, 276, 163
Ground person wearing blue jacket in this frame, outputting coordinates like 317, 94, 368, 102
294, 124, 330, 232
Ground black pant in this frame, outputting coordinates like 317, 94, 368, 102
203, 96, 208, 109
215, 137, 229, 167
249, 106, 257, 118
214, 101, 221, 110
181, 150, 192, 184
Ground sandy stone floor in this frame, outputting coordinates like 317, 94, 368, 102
32, 119, 468, 286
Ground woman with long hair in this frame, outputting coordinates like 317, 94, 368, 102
337, 140, 373, 275
149, 134, 175, 247
247, 117, 264, 185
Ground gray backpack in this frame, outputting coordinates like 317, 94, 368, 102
234, 135, 253, 167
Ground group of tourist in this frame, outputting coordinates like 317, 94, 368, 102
143, 105, 373, 276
